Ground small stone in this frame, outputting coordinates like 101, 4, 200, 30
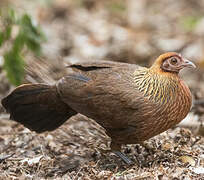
189, 167, 204, 174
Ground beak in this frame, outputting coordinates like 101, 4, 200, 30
183, 59, 196, 68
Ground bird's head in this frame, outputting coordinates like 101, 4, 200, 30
150, 52, 196, 74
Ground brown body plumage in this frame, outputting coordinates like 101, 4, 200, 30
1, 52, 195, 162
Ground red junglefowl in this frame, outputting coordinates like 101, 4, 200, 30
1, 52, 196, 164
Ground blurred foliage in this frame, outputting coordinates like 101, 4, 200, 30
107, 0, 126, 14
180, 16, 202, 32
74, 0, 126, 15
0, 8, 46, 85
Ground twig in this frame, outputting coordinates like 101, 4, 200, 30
0, 153, 15, 163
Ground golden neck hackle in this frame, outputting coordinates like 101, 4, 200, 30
133, 68, 182, 105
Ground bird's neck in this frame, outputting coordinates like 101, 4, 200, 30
133, 68, 190, 105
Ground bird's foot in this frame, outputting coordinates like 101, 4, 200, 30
113, 151, 133, 165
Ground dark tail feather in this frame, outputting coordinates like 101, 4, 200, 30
1, 84, 77, 133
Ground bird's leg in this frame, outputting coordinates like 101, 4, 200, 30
113, 151, 133, 165
98, 147, 133, 165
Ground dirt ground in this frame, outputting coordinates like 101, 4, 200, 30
0, 0, 204, 179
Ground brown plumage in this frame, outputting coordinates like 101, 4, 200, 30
1, 52, 195, 163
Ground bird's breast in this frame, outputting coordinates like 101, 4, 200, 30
132, 72, 192, 141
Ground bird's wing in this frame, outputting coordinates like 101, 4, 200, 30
57, 60, 144, 129
66, 60, 136, 70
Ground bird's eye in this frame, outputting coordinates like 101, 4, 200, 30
170, 57, 178, 65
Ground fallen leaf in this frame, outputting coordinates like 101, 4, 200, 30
179, 155, 196, 166
21, 155, 43, 166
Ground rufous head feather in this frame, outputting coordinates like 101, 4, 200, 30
150, 52, 196, 74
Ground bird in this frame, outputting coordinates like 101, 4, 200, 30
1, 52, 196, 164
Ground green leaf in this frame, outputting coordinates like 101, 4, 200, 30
0, 26, 12, 47
19, 14, 46, 56
7, 8, 16, 23
5, 26, 12, 39
3, 32, 26, 85
12, 32, 25, 54
0, 32, 4, 47
1, 9, 46, 86
3, 50, 25, 86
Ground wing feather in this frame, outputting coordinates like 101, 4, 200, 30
58, 60, 142, 129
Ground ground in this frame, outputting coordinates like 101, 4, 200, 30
0, 113, 203, 179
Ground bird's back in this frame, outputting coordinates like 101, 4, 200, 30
57, 60, 143, 129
